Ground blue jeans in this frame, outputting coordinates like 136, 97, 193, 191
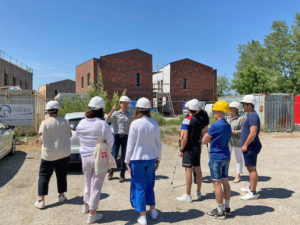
130, 159, 156, 212
209, 158, 230, 180
112, 134, 128, 171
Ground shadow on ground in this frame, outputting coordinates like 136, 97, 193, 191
0, 151, 27, 187
258, 188, 294, 199
230, 205, 274, 218
201, 190, 240, 201
98, 209, 204, 224
201, 175, 272, 183
47, 193, 110, 208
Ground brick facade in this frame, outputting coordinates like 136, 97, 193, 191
39, 79, 75, 100
0, 58, 33, 90
76, 49, 153, 101
170, 59, 217, 114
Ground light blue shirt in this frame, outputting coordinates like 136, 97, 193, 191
125, 116, 162, 163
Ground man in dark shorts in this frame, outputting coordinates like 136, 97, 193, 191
240, 95, 262, 200
177, 99, 204, 203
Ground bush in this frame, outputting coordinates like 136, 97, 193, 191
151, 112, 166, 126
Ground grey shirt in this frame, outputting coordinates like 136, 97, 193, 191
111, 110, 133, 135
226, 115, 245, 147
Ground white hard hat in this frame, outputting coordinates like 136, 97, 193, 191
46, 100, 59, 110
241, 95, 256, 105
186, 99, 200, 111
88, 96, 105, 110
119, 96, 131, 102
229, 101, 241, 110
136, 97, 151, 110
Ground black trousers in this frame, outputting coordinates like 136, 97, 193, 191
38, 156, 69, 196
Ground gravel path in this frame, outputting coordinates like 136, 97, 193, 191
0, 132, 299, 225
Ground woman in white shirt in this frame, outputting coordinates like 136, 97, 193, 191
76, 96, 114, 224
125, 97, 162, 225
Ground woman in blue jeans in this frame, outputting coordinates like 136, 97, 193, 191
125, 97, 162, 225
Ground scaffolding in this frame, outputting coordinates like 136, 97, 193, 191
153, 66, 175, 116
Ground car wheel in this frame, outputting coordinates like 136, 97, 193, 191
8, 137, 16, 156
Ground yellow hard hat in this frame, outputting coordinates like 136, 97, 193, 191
212, 100, 230, 113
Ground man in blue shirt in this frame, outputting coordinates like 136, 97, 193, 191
240, 95, 262, 200
202, 100, 232, 220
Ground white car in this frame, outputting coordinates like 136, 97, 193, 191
65, 112, 85, 163
0, 121, 16, 159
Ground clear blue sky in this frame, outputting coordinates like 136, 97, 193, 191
0, 0, 299, 90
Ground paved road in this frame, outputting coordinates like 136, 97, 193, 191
0, 132, 299, 225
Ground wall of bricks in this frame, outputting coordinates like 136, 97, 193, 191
75, 49, 153, 101
170, 59, 217, 114
39, 79, 76, 100
76, 58, 98, 94
100, 49, 153, 101
0, 58, 33, 90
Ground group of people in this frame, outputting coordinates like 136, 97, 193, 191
35, 96, 161, 225
176, 94, 262, 220
34, 93, 262, 224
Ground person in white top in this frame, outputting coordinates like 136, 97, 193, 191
35, 101, 71, 209
125, 97, 162, 225
76, 96, 114, 224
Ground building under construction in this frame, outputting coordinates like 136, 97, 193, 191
0, 50, 33, 90
153, 58, 217, 115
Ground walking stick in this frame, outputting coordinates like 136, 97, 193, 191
170, 148, 180, 185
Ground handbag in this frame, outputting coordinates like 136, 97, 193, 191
94, 121, 117, 175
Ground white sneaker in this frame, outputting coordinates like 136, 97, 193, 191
137, 216, 147, 225
196, 192, 201, 200
82, 204, 89, 214
35, 200, 45, 209
87, 213, 104, 224
176, 194, 192, 203
150, 209, 158, 220
58, 195, 67, 203
241, 192, 258, 200
240, 187, 250, 193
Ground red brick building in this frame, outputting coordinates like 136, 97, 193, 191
76, 49, 153, 101
153, 58, 217, 114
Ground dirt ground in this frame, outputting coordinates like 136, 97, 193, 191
0, 132, 299, 225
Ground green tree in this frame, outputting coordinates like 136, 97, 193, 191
232, 12, 300, 94
217, 76, 231, 97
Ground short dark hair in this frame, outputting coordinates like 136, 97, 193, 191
47, 109, 58, 117
85, 108, 104, 120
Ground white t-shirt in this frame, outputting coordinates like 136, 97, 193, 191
39, 117, 71, 161
76, 118, 114, 156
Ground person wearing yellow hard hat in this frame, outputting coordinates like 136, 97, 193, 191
202, 100, 232, 220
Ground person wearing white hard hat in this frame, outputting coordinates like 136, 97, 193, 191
226, 102, 245, 183
240, 95, 262, 200
125, 97, 162, 225
76, 96, 114, 224
106, 95, 133, 182
35, 101, 72, 209
177, 99, 204, 203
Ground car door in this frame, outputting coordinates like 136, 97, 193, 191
0, 122, 7, 159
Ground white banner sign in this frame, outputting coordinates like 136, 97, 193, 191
0, 104, 33, 125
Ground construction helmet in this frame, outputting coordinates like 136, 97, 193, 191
119, 96, 131, 103
229, 101, 241, 110
186, 99, 200, 111
136, 97, 151, 110
46, 100, 59, 110
212, 100, 230, 113
241, 95, 256, 105
88, 96, 105, 110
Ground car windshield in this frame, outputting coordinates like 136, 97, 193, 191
69, 118, 84, 131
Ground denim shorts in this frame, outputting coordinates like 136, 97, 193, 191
209, 158, 230, 180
